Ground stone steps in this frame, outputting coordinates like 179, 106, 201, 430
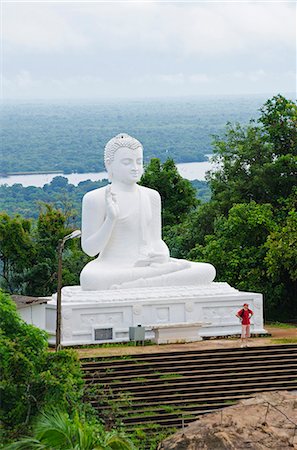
81, 344, 297, 433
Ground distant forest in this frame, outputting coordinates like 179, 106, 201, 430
0, 176, 210, 222
1, 96, 267, 175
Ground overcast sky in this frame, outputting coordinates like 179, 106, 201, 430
2, 0, 296, 99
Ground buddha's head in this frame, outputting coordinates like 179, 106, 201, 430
104, 133, 144, 184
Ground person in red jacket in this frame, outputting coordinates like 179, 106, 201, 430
236, 303, 253, 347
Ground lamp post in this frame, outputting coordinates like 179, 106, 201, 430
55, 229, 81, 351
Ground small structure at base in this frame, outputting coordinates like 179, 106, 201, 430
12, 295, 49, 330
148, 322, 206, 344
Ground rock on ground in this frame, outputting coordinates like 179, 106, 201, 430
158, 391, 297, 450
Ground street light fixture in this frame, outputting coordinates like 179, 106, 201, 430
55, 229, 82, 351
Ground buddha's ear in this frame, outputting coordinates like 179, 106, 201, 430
105, 158, 112, 172
105, 159, 113, 180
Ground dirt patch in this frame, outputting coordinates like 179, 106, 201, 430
265, 325, 297, 339
158, 391, 297, 450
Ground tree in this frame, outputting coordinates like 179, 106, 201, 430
173, 95, 297, 320
208, 95, 297, 213
140, 158, 198, 227
62, 243, 92, 287
0, 292, 136, 446
163, 201, 219, 258
188, 202, 275, 292
187, 199, 297, 321
266, 210, 297, 283
0, 213, 34, 292
264, 194, 297, 319
0, 290, 48, 434
0, 291, 84, 441
259, 94, 297, 155
20, 204, 70, 296
0, 205, 89, 297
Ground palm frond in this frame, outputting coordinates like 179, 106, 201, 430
3, 438, 47, 450
105, 432, 136, 450
34, 409, 74, 449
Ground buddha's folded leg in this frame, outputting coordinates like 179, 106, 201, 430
112, 261, 216, 289
80, 259, 186, 290
80, 259, 216, 291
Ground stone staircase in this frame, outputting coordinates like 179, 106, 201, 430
81, 344, 297, 432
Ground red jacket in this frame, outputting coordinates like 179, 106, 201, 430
237, 308, 253, 325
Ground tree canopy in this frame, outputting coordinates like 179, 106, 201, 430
140, 158, 198, 227
0, 205, 90, 297
0, 291, 84, 440
165, 95, 297, 320
208, 95, 297, 213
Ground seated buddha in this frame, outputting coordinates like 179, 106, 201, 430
80, 133, 216, 291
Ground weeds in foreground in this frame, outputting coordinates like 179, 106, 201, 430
267, 322, 297, 329
270, 338, 297, 344
159, 373, 184, 379
128, 426, 177, 450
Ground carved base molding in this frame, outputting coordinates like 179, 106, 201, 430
45, 283, 267, 346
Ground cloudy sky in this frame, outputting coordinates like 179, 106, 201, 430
2, 0, 296, 99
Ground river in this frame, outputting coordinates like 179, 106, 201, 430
0, 161, 215, 187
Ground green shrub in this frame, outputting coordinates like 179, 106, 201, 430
0, 291, 84, 442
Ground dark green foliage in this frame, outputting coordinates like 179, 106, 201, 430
265, 207, 297, 283
188, 202, 275, 296
163, 201, 218, 258
23, 204, 72, 297
0, 293, 135, 448
129, 426, 177, 450
184, 95, 297, 320
0, 204, 90, 297
163, 95, 297, 321
38, 351, 85, 412
140, 158, 198, 227
264, 194, 297, 319
259, 95, 297, 154
0, 292, 85, 441
208, 95, 297, 213
0, 214, 35, 293
4, 408, 136, 449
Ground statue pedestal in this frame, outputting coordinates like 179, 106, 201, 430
45, 283, 267, 346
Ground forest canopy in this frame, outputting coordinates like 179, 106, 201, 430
1, 96, 265, 174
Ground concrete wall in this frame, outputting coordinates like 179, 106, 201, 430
18, 304, 47, 330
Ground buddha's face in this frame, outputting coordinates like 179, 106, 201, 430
108, 146, 143, 184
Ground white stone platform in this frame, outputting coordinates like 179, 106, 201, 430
45, 282, 267, 346
148, 322, 206, 344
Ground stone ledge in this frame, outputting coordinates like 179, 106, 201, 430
52, 282, 239, 304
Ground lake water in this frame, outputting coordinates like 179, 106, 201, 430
0, 160, 214, 187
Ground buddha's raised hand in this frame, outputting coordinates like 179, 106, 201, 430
105, 186, 120, 220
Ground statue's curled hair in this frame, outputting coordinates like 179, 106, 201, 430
104, 133, 143, 169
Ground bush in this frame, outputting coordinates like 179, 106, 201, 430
0, 291, 84, 442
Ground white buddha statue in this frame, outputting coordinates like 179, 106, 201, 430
80, 133, 216, 291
